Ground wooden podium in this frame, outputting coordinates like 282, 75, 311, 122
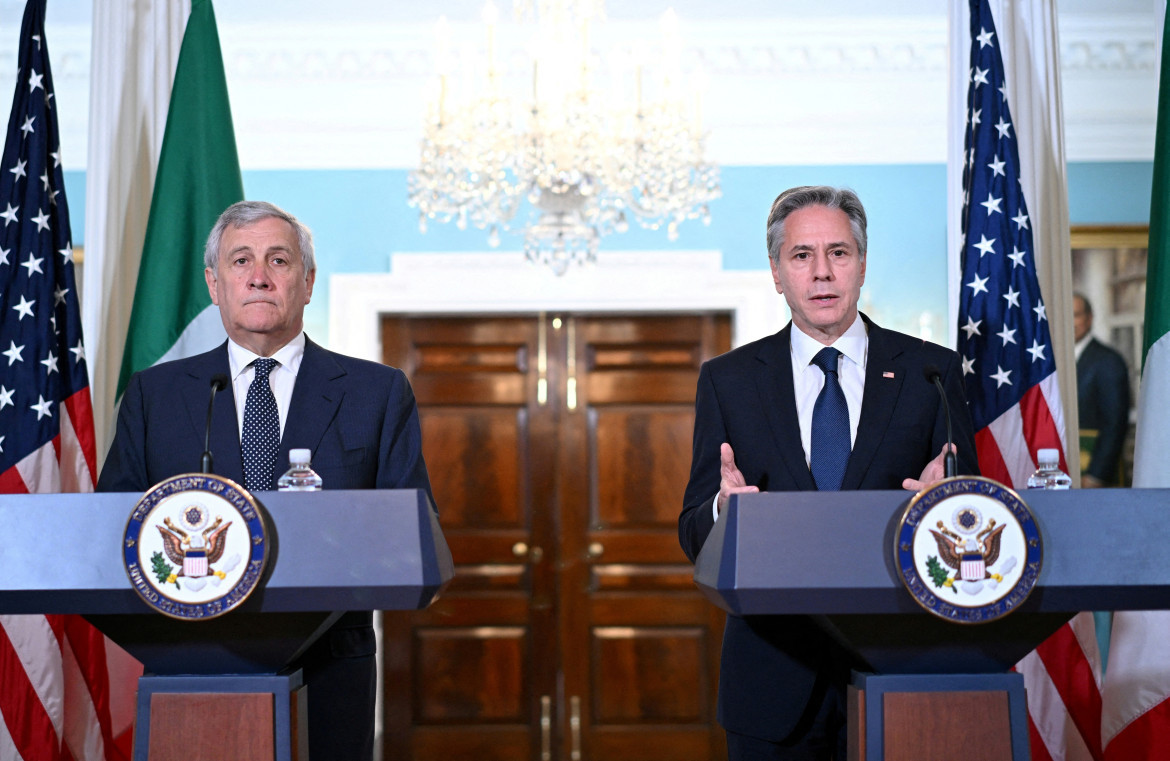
693, 488, 1170, 761
0, 488, 453, 761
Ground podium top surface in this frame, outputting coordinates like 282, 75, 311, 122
694, 487, 1170, 616
1, 489, 452, 615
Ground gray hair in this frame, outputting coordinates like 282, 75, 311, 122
766, 186, 868, 265
204, 200, 316, 276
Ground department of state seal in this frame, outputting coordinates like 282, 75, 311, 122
895, 476, 1042, 624
123, 473, 268, 620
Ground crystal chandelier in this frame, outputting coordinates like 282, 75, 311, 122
407, 0, 721, 276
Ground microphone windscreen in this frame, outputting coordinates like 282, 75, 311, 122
210, 373, 230, 391
922, 365, 941, 384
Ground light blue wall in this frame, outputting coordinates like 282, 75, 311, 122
68, 161, 1154, 346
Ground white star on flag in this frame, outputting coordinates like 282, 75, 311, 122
12, 295, 35, 319
21, 252, 43, 275
30, 393, 53, 420
1003, 286, 1020, 309
974, 235, 996, 256
980, 193, 1003, 215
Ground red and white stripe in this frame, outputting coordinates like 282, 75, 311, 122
974, 373, 1067, 486
1, 390, 95, 495
1019, 613, 1104, 761
1, 387, 142, 761
969, 373, 1103, 760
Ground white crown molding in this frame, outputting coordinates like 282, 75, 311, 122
29, 7, 1165, 171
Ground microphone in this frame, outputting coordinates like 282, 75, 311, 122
201, 374, 230, 474
923, 365, 957, 478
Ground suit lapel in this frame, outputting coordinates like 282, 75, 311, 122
277, 337, 345, 483
755, 327, 817, 490
180, 343, 244, 484
842, 318, 905, 489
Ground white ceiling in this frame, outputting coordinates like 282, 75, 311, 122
6, 1, 1163, 170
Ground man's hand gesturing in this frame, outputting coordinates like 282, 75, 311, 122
718, 443, 759, 514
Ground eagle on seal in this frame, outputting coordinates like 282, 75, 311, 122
157, 515, 232, 577
928, 520, 1007, 581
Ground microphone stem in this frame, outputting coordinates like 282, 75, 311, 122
931, 376, 957, 478
203, 380, 224, 474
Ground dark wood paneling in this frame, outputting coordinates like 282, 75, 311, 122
382, 312, 730, 761
414, 627, 528, 722
563, 314, 729, 761
591, 627, 708, 722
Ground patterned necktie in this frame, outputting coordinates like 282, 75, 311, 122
810, 347, 850, 491
242, 358, 280, 491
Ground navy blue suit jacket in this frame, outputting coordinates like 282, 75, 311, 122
1076, 337, 1130, 484
97, 337, 433, 761
679, 316, 977, 742
98, 337, 432, 497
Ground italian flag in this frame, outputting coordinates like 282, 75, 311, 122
1099, 7, 1170, 756
116, 0, 243, 398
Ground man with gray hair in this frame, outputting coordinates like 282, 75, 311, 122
99, 200, 433, 761
679, 186, 978, 759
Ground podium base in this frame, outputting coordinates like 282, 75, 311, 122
133, 672, 307, 761
848, 672, 1029, 761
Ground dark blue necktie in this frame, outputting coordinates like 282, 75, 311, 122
242, 358, 280, 491
810, 347, 850, 491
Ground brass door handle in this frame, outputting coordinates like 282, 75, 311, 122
540, 695, 551, 761
512, 541, 544, 563
570, 695, 581, 761
586, 542, 604, 559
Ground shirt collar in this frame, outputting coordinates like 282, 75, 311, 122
226, 332, 307, 380
1074, 333, 1092, 360
790, 313, 868, 370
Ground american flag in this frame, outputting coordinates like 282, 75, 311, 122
957, 0, 1065, 481
0, 1, 139, 759
957, 2, 1101, 760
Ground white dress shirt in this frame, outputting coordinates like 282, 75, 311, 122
225, 332, 306, 439
789, 314, 868, 467
712, 314, 869, 519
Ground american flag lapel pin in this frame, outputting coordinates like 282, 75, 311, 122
883, 371, 895, 379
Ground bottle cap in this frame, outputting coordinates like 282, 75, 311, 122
1037, 448, 1059, 467
289, 448, 311, 465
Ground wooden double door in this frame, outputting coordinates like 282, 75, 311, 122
380, 313, 730, 761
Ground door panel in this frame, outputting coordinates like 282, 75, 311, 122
562, 315, 728, 761
382, 312, 729, 761
383, 317, 553, 761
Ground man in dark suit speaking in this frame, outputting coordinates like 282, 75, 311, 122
98, 200, 433, 761
679, 186, 978, 760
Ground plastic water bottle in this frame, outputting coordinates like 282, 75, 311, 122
277, 448, 323, 491
1026, 448, 1071, 490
